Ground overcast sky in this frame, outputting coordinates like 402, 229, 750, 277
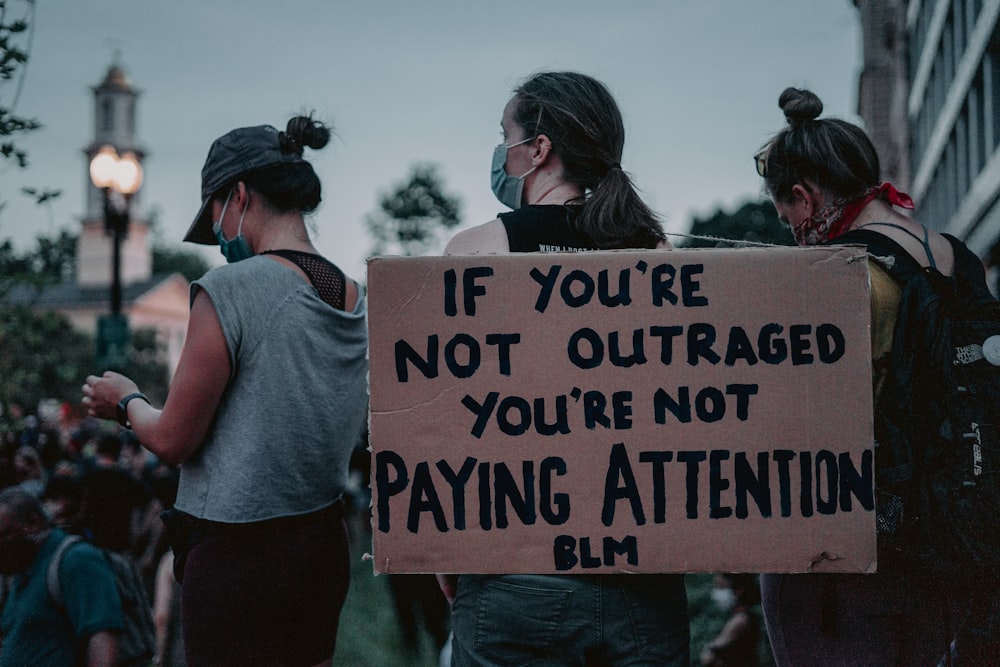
2, 1, 861, 281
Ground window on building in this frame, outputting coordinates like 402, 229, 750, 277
953, 1, 966, 64
100, 97, 113, 132
946, 138, 958, 221
956, 113, 969, 199
914, 105, 927, 165
943, 18, 955, 86
986, 23, 1000, 151
968, 80, 983, 178
911, 18, 922, 81
965, 0, 978, 42
989, 46, 1000, 150
934, 49, 946, 119
922, 165, 943, 229
984, 55, 996, 152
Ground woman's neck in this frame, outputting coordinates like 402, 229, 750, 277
252, 213, 316, 255
848, 199, 910, 231
529, 182, 583, 206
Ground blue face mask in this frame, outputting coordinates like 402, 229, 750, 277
212, 190, 254, 263
490, 136, 536, 210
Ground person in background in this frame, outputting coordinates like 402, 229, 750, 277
152, 550, 185, 667
12, 446, 45, 497
0, 438, 16, 490
440, 70, 687, 666
79, 432, 148, 555
41, 471, 85, 535
82, 114, 369, 667
754, 86, 965, 666
699, 573, 761, 667
0, 487, 123, 666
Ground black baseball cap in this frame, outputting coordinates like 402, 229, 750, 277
184, 124, 305, 244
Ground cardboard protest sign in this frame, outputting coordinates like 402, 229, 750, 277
367, 246, 875, 575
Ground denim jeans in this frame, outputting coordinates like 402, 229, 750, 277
450, 573, 689, 666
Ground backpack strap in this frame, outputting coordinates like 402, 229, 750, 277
46, 534, 83, 607
943, 233, 996, 302
855, 222, 937, 270
832, 228, 925, 283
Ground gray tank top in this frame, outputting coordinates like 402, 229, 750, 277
175, 256, 369, 523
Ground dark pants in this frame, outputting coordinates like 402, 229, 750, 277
181, 506, 350, 667
450, 573, 689, 666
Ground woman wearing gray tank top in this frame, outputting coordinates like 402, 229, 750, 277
83, 115, 369, 667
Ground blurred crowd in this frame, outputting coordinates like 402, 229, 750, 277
1, 400, 186, 664
0, 401, 446, 666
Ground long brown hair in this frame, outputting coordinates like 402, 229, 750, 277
512, 72, 665, 249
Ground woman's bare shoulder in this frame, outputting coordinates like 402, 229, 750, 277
443, 219, 510, 256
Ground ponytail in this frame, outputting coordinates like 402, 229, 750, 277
578, 167, 665, 249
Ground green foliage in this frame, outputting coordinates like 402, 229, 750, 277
20, 186, 61, 205
0, 237, 29, 291
0, 229, 76, 295
152, 245, 212, 283
366, 163, 462, 258
31, 229, 76, 281
0, 230, 169, 413
334, 530, 442, 666
680, 200, 794, 248
0, 305, 93, 411
0, 0, 39, 170
0, 305, 168, 417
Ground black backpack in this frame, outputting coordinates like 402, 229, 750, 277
835, 227, 1000, 588
48, 535, 156, 667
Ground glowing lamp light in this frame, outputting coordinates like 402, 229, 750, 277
89, 146, 143, 194
89, 145, 120, 189
114, 152, 143, 194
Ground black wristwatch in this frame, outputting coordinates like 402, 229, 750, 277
116, 392, 150, 428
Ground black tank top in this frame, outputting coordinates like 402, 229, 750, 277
499, 205, 596, 253
260, 249, 346, 310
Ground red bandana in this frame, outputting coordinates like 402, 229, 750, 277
791, 182, 915, 246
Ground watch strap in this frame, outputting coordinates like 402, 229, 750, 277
116, 392, 150, 428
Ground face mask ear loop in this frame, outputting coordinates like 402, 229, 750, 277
214, 189, 235, 240
236, 194, 249, 237
531, 104, 543, 138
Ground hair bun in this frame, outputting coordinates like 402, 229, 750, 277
778, 87, 823, 124
281, 114, 331, 154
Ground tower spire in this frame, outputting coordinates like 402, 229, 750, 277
77, 58, 151, 288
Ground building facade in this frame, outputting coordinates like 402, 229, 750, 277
856, 0, 1000, 266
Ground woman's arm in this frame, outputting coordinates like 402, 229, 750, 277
83, 289, 231, 466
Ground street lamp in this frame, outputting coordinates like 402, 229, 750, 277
89, 145, 142, 370
90, 145, 142, 315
